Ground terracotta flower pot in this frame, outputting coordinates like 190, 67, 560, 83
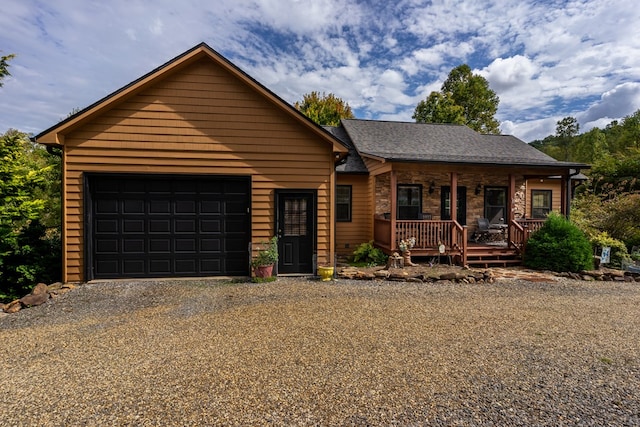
254, 264, 274, 278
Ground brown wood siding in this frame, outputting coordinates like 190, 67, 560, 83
336, 174, 372, 257
61, 58, 335, 282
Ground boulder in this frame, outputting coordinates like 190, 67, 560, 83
31, 282, 49, 295
20, 292, 49, 307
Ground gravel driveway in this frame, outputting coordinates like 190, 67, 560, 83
1, 277, 639, 426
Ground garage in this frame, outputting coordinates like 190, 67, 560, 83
86, 174, 251, 279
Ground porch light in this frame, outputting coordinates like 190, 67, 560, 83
475, 183, 483, 195
429, 181, 435, 194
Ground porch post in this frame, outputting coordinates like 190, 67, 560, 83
450, 172, 458, 221
390, 170, 397, 251
508, 174, 516, 243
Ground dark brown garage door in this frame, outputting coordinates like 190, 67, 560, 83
86, 174, 250, 279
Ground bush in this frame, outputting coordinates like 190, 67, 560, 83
590, 232, 631, 269
351, 241, 387, 266
0, 220, 61, 302
524, 212, 593, 272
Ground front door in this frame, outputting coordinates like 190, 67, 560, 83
276, 190, 315, 274
441, 186, 467, 225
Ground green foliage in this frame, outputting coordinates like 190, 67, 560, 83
524, 213, 593, 272
414, 64, 500, 134
250, 236, 279, 268
413, 92, 466, 125
0, 53, 15, 87
351, 241, 387, 266
589, 232, 630, 269
1, 130, 61, 302
294, 91, 354, 126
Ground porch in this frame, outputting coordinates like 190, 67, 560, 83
374, 217, 546, 267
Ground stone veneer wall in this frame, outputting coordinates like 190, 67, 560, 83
374, 170, 526, 232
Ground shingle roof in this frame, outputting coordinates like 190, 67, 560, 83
340, 119, 588, 169
323, 125, 369, 174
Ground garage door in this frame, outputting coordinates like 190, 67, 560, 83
87, 174, 251, 279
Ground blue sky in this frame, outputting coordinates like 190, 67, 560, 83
1, 0, 639, 142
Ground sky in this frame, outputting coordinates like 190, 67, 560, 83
1, 0, 639, 142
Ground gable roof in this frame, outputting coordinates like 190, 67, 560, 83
323, 125, 368, 174
340, 119, 588, 169
34, 43, 348, 157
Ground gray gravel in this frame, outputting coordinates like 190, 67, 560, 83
1, 277, 639, 426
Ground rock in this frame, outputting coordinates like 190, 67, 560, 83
440, 272, 467, 281
374, 270, 390, 279
31, 283, 49, 295
4, 300, 22, 314
582, 275, 595, 281
0, 302, 5, 312
389, 270, 409, 280
355, 271, 375, 280
406, 277, 423, 283
20, 292, 49, 307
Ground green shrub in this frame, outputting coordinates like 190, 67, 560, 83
351, 241, 387, 266
524, 212, 593, 272
590, 232, 631, 269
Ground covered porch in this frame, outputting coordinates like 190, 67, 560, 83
372, 164, 569, 266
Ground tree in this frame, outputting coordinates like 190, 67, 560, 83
413, 64, 500, 134
1, 53, 15, 87
294, 91, 354, 126
555, 116, 579, 161
0, 130, 61, 301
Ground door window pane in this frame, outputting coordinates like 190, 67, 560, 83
484, 187, 507, 224
284, 198, 307, 236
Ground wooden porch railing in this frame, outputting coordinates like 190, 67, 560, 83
374, 218, 468, 263
509, 219, 546, 254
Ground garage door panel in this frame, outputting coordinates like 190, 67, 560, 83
96, 199, 118, 214
150, 220, 170, 233
200, 219, 221, 233
89, 174, 250, 279
123, 199, 145, 214
123, 219, 145, 233
150, 239, 171, 253
150, 200, 171, 214
175, 219, 196, 233
96, 219, 118, 233
123, 239, 145, 253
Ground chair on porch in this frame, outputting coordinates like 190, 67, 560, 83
473, 218, 503, 243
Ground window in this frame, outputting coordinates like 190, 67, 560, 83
484, 187, 507, 224
397, 185, 422, 220
336, 185, 352, 222
531, 190, 552, 219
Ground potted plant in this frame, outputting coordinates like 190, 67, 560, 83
251, 236, 279, 278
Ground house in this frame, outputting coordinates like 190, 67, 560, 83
35, 43, 348, 283
35, 43, 590, 282
328, 119, 589, 266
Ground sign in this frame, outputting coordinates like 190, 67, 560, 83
600, 246, 611, 264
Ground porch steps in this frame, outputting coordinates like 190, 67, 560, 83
466, 245, 523, 268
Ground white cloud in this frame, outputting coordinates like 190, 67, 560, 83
1, 0, 639, 144
580, 82, 640, 123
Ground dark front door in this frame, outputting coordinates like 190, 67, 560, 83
441, 186, 467, 225
276, 191, 315, 274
